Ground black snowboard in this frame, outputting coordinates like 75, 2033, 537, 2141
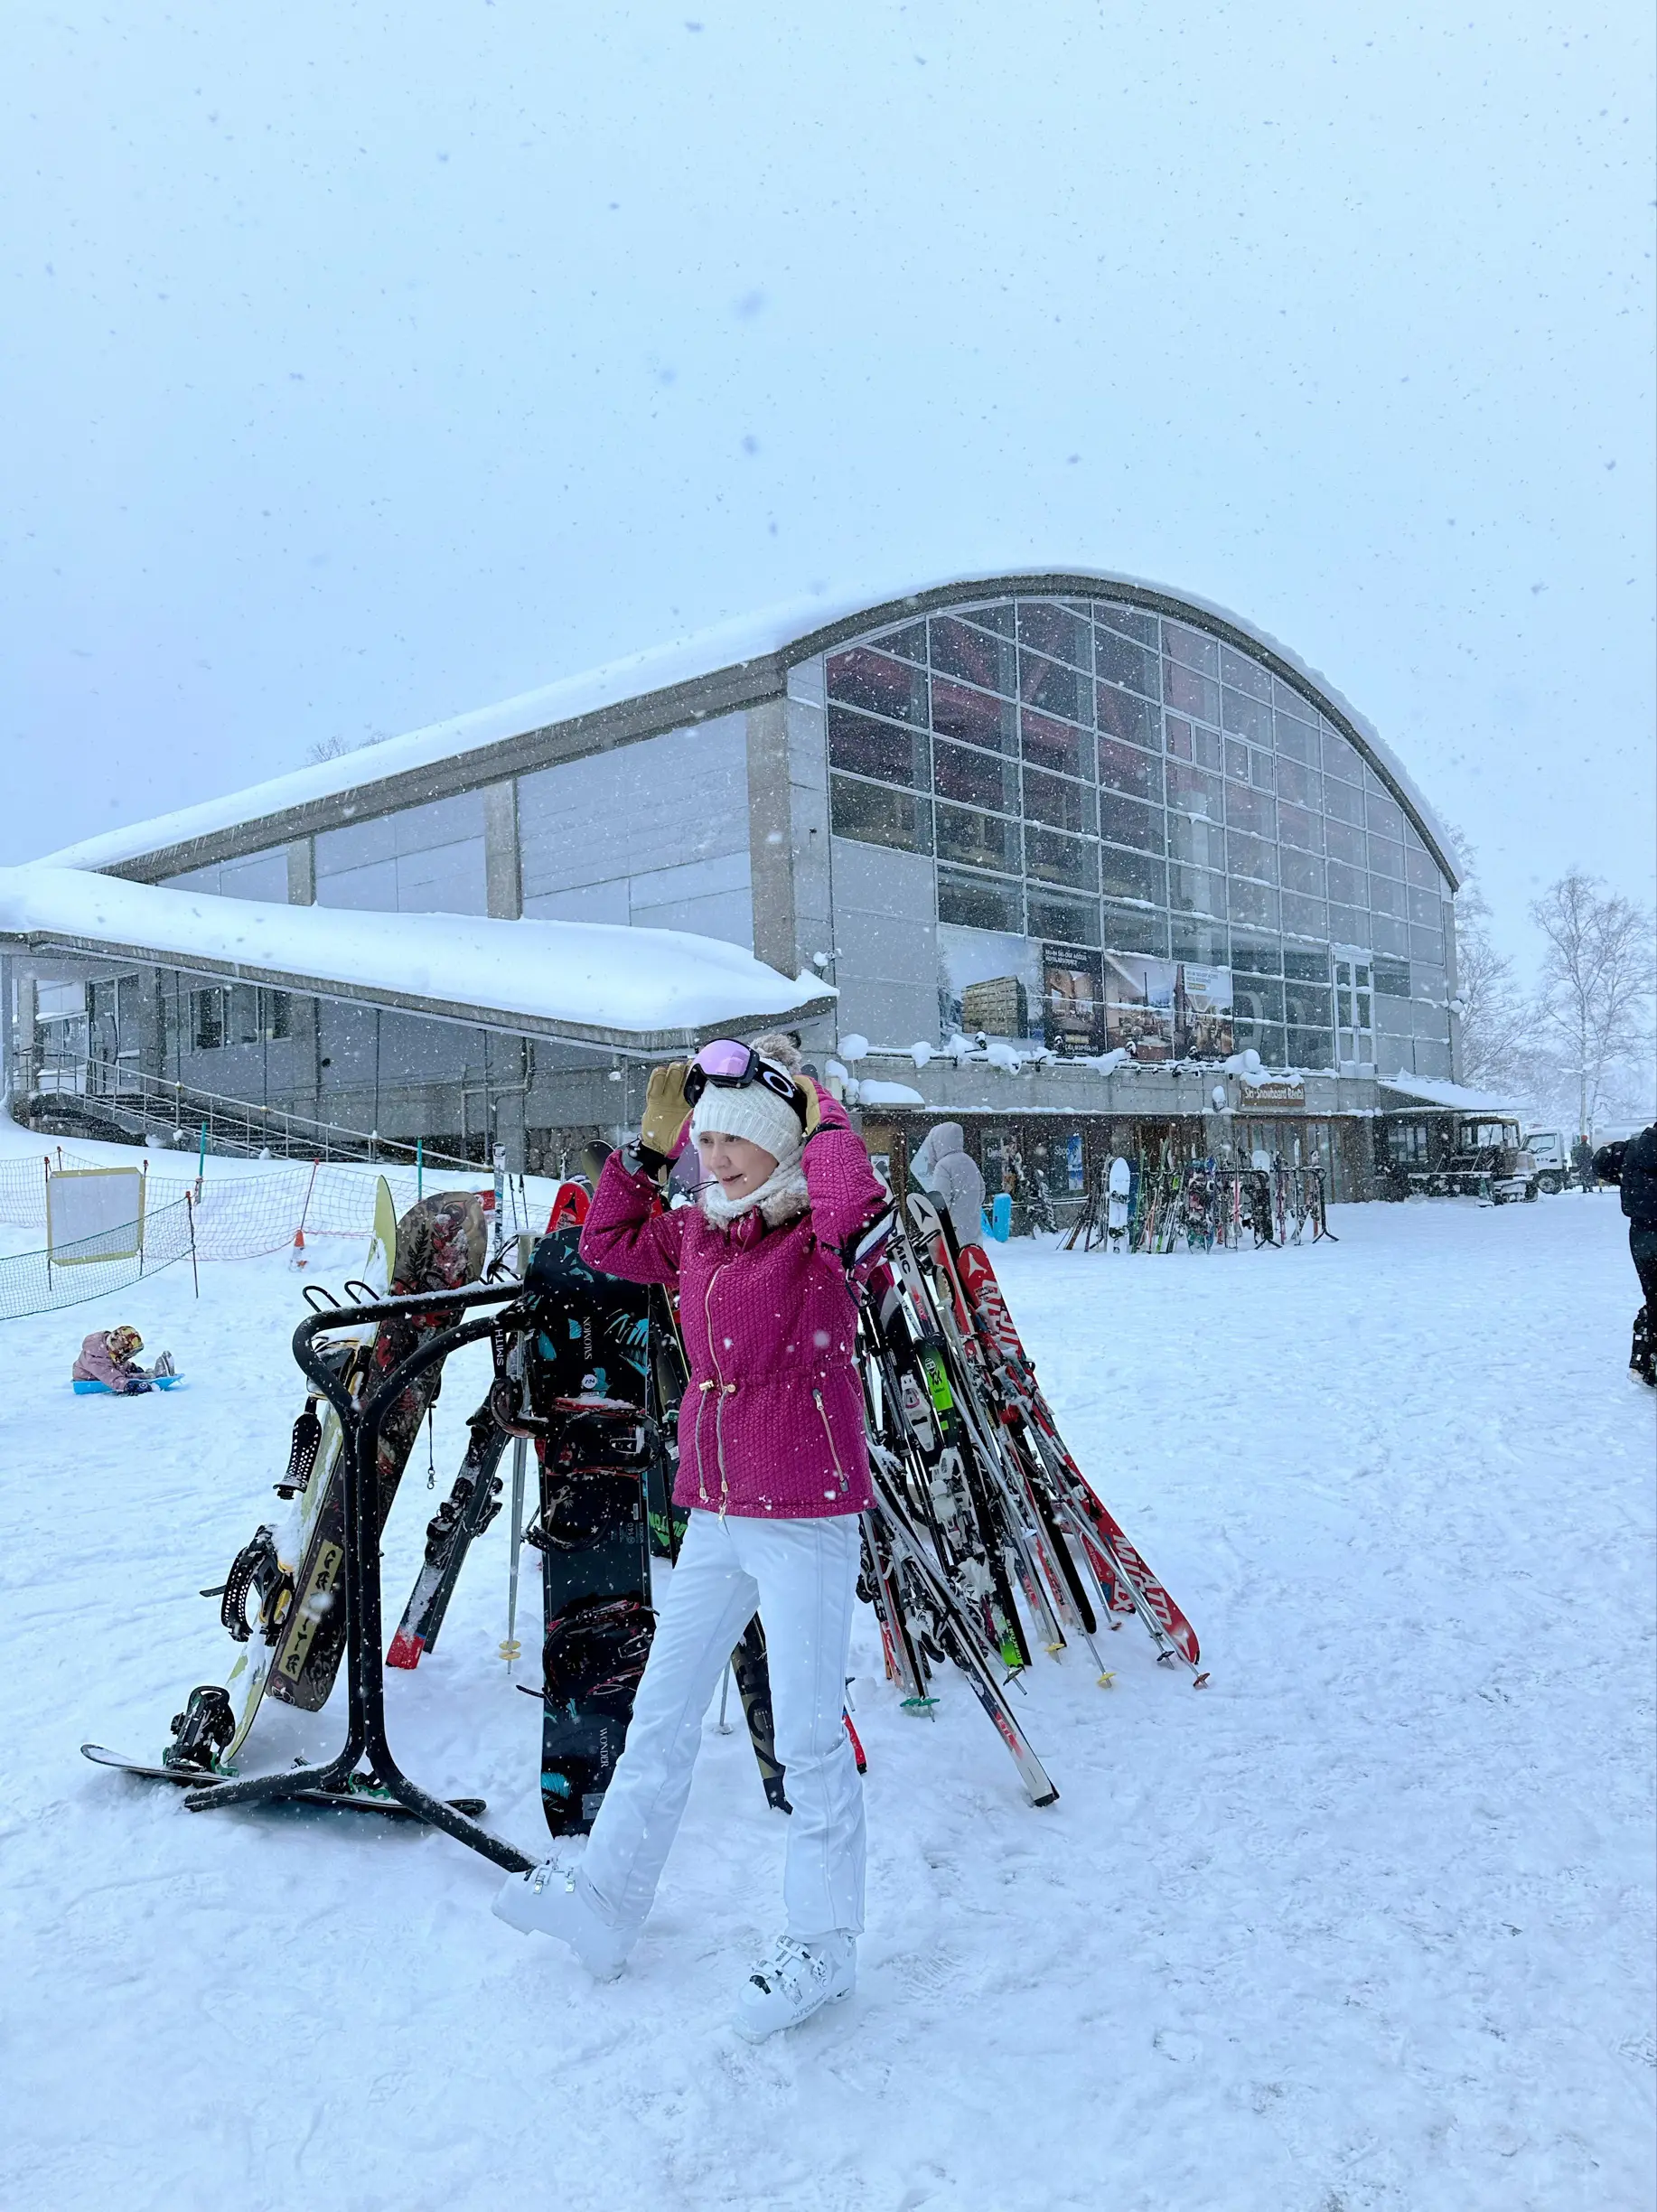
522, 1229, 657, 1836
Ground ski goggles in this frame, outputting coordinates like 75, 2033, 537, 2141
682, 1039, 808, 1124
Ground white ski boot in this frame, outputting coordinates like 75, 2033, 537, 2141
732, 1933, 857, 2040
491, 1861, 632, 1981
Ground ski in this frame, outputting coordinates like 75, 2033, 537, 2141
386, 1398, 510, 1668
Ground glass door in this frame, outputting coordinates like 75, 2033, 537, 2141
1333, 952, 1375, 1072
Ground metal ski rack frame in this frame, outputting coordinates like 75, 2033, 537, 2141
184, 1282, 538, 1874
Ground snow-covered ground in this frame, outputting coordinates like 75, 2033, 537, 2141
2, 1194, 1652, 2212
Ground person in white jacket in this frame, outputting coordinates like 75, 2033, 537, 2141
911, 1122, 985, 1249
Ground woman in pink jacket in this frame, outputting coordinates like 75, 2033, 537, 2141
495, 1036, 886, 2039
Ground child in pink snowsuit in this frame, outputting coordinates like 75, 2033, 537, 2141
495, 1038, 886, 2039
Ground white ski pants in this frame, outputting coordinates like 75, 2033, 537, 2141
576, 1509, 866, 1943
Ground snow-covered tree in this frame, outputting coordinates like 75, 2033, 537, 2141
1529, 870, 1655, 1139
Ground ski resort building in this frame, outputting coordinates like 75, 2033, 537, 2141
5, 572, 1465, 1204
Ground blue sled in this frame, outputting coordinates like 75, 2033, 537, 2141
72, 1374, 184, 1394
986, 1194, 1012, 1242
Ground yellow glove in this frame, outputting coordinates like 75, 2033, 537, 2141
640, 1061, 692, 1161
801, 1077, 822, 1139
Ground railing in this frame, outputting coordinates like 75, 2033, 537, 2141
10, 1060, 482, 1173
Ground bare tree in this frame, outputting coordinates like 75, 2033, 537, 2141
1446, 830, 1529, 1092
1530, 870, 1656, 1139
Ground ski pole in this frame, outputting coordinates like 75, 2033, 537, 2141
717, 1664, 734, 1734
501, 1432, 528, 1672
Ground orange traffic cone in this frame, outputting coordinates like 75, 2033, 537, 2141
289, 1225, 307, 1270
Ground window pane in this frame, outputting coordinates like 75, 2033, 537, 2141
1328, 904, 1367, 946
1167, 812, 1226, 868
1372, 959, 1410, 998
1166, 760, 1224, 820
870, 620, 927, 665
1226, 783, 1277, 838
1022, 710, 1091, 780
1278, 846, 1325, 895
1094, 631, 1159, 699
1231, 936, 1283, 973
1029, 891, 1101, 946
1102, 902, 1170, 954
1405, 845, 1441, 891
1251, 749, 1276, 792
1191, 721, 1224, 771
1325, 818, 1366, 867
1368, 834, 1404, 879
1098, 736, 1163, 802
1278, 802, 1322, 853
1219, 645, 1273, 701
1094, 601, 1158, 646
1409, 923, 1445, 966
934, 739, 1017, 811
1407, 883, 1441, 926
931, 677, 1016, 752
826, 649, 928, 725
1096, 681, 1161, 746
1371, 912, 1410, 955
830, 776, 930, 853
1287, 1027, 1334, 1070
1161, 620, 1219, 676
1016, 601, 1091, 670
828, 707, 926, 786
1365, 791, 1407, 842
1228, 830, 1278, 884
1171, 918, 1228, 963
936, 803, 1018, 874
1234, 976, 1286, 1023
1369, 874, 1406, 917
1284, 980, 1333, 1026
1280, 892, 1327, 939
1019, 651, 1088, 724
1164, 661, 1220, 725
1100, 794, 1166, 852
930, 616, 1014, 691
1164, 713, 1194, 760
1100, 846, 1167, 904
1024, 767, 1094, 833
1321, 726, 1363, 783
1222, 687, 1273, 745
1025, 827, 1098, 888
1324, 777, 1364, 826
1276, 757, 1320, 810
1169, 865, 1227, 918
1274, 708, 1316, 761
1326, 858, 1367, 907
1282, 948, 1328, 980
938, 869, 1023, 933
1229, 879, 1280, 928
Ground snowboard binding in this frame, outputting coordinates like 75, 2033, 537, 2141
219, 1525, 295, 1645
164, 1684, 235, 1772
526, 1470, 640, 1553
538, 1595, 655, 1720
275, 1400, 324, 1499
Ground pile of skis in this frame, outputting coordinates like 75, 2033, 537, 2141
854, 1191, 1205, 1805
1067, 1159, 1331, 1252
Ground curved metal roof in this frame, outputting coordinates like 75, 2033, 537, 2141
36, 567, 1457, 890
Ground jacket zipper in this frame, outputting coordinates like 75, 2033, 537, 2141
703, 1255, 734, 1514
813, 1387, 851, 1499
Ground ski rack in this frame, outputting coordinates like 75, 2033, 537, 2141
184, 1282, 538, 1874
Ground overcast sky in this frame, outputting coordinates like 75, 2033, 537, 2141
3, 3, 1652, 970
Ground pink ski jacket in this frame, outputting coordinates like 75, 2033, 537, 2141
580, 1090, 885, 1518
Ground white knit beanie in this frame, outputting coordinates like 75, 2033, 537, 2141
688, 1058, 805, 1169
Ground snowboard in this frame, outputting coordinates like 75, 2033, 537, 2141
148, 1190, 485, 1776
520, 1226, 656, 1837
81, 1744, 485, 1820
72, 1374, 186, 1393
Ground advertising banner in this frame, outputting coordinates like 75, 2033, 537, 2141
1104, 955, 1234, 1062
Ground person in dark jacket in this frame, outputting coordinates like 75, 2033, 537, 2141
1570, 1134, 1596, 1193
1596, 1126, 1657, 1384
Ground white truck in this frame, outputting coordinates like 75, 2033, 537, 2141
1522, 1129, 1571, 1195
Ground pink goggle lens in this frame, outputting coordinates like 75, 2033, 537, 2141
693, 1039, 753, 1079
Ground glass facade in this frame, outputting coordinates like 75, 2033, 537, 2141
825, 595, 1455, 1072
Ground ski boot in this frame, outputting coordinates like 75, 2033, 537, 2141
732, 1934, 857, 2040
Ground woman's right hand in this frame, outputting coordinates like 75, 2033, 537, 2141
639, 1061, 692, 1162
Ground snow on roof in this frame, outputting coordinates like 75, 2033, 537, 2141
0, 866, 834, 1055
34, 567, 1459, 887
1378, 1072, 1522, 1116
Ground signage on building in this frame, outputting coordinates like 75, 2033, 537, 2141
1240, 1077, 1306, 1111
1101, 952, 1235, 1062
